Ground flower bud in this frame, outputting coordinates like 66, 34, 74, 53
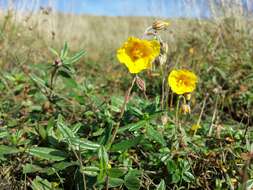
53, 58, 62, 67
152, 20, 170, 31
184, 93, 191, 101
136, 76, 146, 92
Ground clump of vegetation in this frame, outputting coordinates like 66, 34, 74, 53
0, 6, 253, 190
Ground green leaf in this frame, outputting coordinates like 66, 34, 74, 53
65, 50, 86, 65
110, 96, 124, 113
183, 171, 195, 182
58, 69, 73, 79
118, 120, 146, 133
214, 67, 226, 80
118, 111, 165, 133
56, 115, 99, 151
23, 162, 77, 175
49, 47, 59, 57
60, 42, 69, 58
109, 177, 124, 188
57, 115, 75, 139
0, 145, 20, 155
62, 77, 78, 89
80, 166, 100, 176
31, 176, 58, 190
128, 106, 143, 117
124, 169, 141, 190
27, 147, 67, 161
172, 172, 180, 184
98, 146, 109, 181
38, 126, 47, 140
108, 168, 127, 178
29, 74, 48, 90
62, 65, 75, 75
146, 125, 166, 146
23, 164, 44, 174
52, 161, 78, 171
246, 179, 253, 189
166, 159, 177, 172
68, 137, 100, 151
156, 179, 166, 190
71, 123, 82, 134
111, 136, 142, 152
0, 130, 9, 139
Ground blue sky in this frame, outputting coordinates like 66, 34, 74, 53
49, 0, 210, 18
2, 0, 246, 18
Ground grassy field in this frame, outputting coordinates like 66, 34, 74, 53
0, 5, 253, 190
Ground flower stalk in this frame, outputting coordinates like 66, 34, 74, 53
108, 75, 137, 149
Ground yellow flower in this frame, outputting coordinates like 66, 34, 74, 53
168, 69, 198, 95
117, 37, 160, 74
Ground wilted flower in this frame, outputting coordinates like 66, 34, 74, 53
117, 37, 160, 73
181, 104, 191, 114
168, 69, 198, 95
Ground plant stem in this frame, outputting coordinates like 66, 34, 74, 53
175, 95, 181, 127
50, 66, 58, 90
170, 92, 174, 110
208, 95, 219, 137
119, 76, 137, 118
108, 75, 137, 148
194, 95, 208, 136
48, 66, 58, 101
73, 150, 87, 190
161, 75, 165, 110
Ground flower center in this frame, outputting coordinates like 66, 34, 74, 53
177, 75, 189, 87
178, 79, 183, 85
131, 47, 144, 60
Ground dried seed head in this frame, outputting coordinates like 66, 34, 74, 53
181, 104, 191, 114
152, 20, 170, 31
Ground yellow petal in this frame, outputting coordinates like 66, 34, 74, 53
116, 37, 160, 74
